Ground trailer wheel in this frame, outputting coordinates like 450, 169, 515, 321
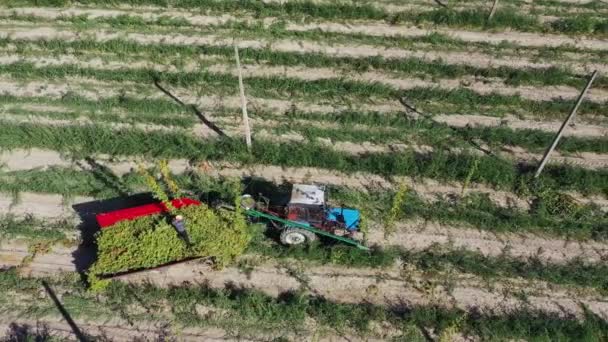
280, 228, 317, 246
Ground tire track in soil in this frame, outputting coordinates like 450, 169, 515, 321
3, 7, 608, 51
1, 26, 607, 75
3, 53, 608, 104
2, 241, 607, 321
1, 78, 606, 139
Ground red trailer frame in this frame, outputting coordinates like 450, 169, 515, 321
95, 197, 201, 229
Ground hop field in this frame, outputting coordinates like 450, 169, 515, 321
0, 0, 607, 340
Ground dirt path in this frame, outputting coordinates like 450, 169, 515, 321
3, 7, 608, 52
2, 77, 606, 139
4, 52, 608, 104
2, 241, 607, 321
2, 26, 607, 76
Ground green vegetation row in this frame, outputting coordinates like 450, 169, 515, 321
9, 10, 608, 62
4, 0, 608, 36
4, 31, 608, 92
6, 94, 607, 156
0, 122, 606, 195
1, 269, 607, 341
0, 215, 70, 241
1, 101, 196, 128
270, 116, 608, 154
4, 91, 606, 155
1, 165, 606, 240
3, 61, 608, 123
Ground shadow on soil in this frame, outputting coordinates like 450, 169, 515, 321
4, 322, 51, 342
70, 192, 157, 283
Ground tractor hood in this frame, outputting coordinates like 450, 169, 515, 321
327, 207, 360, 231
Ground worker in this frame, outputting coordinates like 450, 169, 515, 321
172, 215, 191, 247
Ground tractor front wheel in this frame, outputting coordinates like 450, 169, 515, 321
280, 228, 317, 246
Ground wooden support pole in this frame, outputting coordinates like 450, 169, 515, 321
534, 70, 598, 178
234, 45, 252, 151
488, 0, 499, 20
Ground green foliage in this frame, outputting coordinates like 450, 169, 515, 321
0, 215, 69, 241
384, 182, 408, 238
88, 170, 251, 290
89, 203, 251, 289
551, 15, 608, 35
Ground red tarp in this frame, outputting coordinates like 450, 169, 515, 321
96, 198, 201, 228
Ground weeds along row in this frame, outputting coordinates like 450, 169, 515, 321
4, 18, 608, 67
3, 11, 608, 58
0, 122, 607, 196
1, 267, 607, 341
1, 100, 197, 128
3, 0, 608, 37
2, 60, 608, 123
4, 47, 608, 106
3, 209, 608, 301
4, 96, 607, 156
1, 167, 606, 241
3, 17, 608, 75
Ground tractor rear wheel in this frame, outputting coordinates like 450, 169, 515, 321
280, 228, 317, 246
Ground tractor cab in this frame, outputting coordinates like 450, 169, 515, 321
286, 184, 360, 232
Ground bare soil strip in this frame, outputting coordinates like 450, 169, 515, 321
1, 26, 606, 75
4, 52, 608, 104
2, 242, 606, 320
2, 78, 606, 139
3, 7, 608, 51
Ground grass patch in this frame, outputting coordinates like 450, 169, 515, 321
551, 15, 608, 35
